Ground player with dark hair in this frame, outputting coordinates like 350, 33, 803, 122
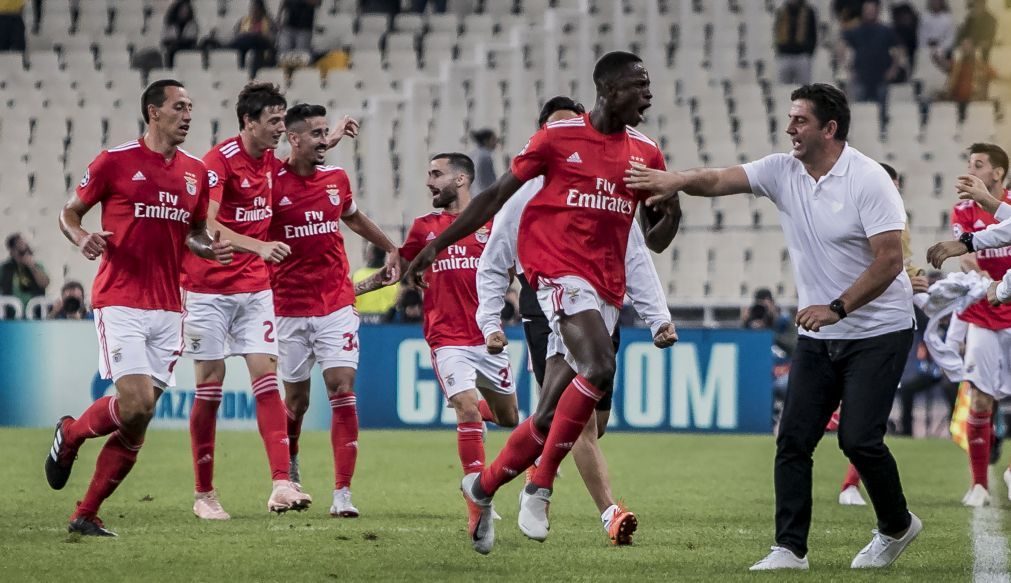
406, 51, 679, 554
46, 79, 233, 536
269, 103, 398, 517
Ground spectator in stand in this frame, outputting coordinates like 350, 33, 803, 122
354, 244, 400, 324
957, 0, 996, 62
48, 281, 91, 320
388, 287, 423, 324
919, 0, 956, 63
0, 0, 26, 52
411, 0, 447, 13
840, 1, 906, 122
232, 0, 276, 76
162, 0, 199, 68
469, 128, 498, 194
360, 0, 400, 18
277, 0, 318, 56
745, 288, 796, 355
890, 2, 918, 79
832, 0, 863, 29
0, 233, 49, 319
940, 36, 997, 112
773, 0, 818, 86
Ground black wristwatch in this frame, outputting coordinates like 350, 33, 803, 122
829, 299, 847, 320
959, 231, 976, 252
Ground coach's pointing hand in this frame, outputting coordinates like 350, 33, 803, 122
624, 163, 683, 207
652, 322, 678, 348
212, 230, 234, 265
926, 240, 970, 268
78, 230, 113, 260
796, 305, 840, 332
406, 245, 437, 289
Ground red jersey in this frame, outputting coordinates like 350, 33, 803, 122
182, 136, 279, 294
269, 164, 357, 317
400, 211, 491, 350
951, 189, 1011, 330
76, 139, 209, 312
510, 114, 666, 307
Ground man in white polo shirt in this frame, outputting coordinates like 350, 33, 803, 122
626, 83, 920, 572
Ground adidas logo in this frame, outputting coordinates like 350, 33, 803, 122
555, 441, 575, 450
426, 232, 436, 241
466, 460, 483, 468
346, 440, 359, 448
241, 178, 251, 188
132, 171, 146, 181
974, 219, 987, 229
197, 454, 213, 465
279, 196, 292, 206
566, 152, 582, 164
504, 467, 518, 476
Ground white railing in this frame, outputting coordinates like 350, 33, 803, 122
0, 295, 23, 319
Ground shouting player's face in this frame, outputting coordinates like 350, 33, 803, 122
967, 153, 1004, 191
785, 99, 833, 163
248, 106, 287, 151
427, 158, 462, 209
152, 86, 193, 146
608, 63, 652, 127
288, 116, 329, 165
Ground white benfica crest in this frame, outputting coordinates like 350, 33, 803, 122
327, 187, 340, 206
475, 226, 490, 243
184, 173, 198, 195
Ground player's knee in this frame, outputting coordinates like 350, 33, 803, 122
531, 411, 552, 435
286, 392, 310, 416
450, 393, 481, 423
496, 405, 519, 428
583, 360, 616, 390
839, 433, 882, 461
119, 395, 156, 429
326, 383, 355, 398
970, 387, 996, 413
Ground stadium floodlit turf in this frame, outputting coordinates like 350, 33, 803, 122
2, 429, 978, 582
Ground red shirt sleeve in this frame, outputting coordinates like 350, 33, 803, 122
203, 150, 228, 204
341, 172, 357, 217
509, 128, 551, 182
399, 218, 426, 262
951, 201, 973, 237
76, 150, 111, 206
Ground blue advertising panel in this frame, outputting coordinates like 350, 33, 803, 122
0, 322, 773, 433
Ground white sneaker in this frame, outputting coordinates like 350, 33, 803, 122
461, 472, 495, 554
268, 479, 312, 513
749, 546, 809, 571
839, 485, 867, 506
962, 483, 991, 507
1003, 468, 1011, 501
851, 512, 923, 568
329, 487, 359, 517
193, 490, 230, 520
517, 485, 551, 542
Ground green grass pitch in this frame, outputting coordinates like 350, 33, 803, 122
1, 428, 981, 581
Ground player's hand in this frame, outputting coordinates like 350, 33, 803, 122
910, 274, 930, 294
382, 248, 401, 284
78, 230, 113, 260
406, 245, 437, 289
486, 330, 508, 354
956, 174, 998, 214
926, 240, 970, 268
653, 322, 679, 348
796, 305, 840, 332
326, 116, 360, 149
258, 241, 291, 264
212, 231, 234, 265
987, 281, 1002, 306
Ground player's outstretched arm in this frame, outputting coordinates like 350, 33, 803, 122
342, 209, 401, 284
60, 194, 113, 261
187, 220, 234, 265
326, 116, 360, 150
405, 172, 525, 287
206, 200, 290, 263
639, 193, 682, 253
625, 164, 752, 206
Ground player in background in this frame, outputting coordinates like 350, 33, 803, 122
475, 96, 678, 545
181, 82, 308, 518
399, 153, 519, 551
269, 104, 400, 518
924, 143, 1011, 506
406, 51, 679, 554
45, 80, 232, 536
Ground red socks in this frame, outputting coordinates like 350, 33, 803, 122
457, 421, 485, 474
478, 400, 496, 424
532, 376, 604, 490
480, 417, 545, 496
286, 405, 303, 458
968, 409, 992, 488
73, 431, 143, 519
64, 396, 122, 452
330, 394, 359, 490
190, 383, 222, 493
842, 464, 861, 490
252, 373, 291, 481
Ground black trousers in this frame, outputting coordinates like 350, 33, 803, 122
775, 328, 913, 557
522, 315, 617, 412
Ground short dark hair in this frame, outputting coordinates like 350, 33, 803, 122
879, 162, 898, 181
62, 280, 84, 295
470, 128, 496, 147
790, 83, 850, 142
538, 96, 585, 127
284, 103, 327, 129
5, 233, 21, 251
236, 81, 287, 130
431, 152, 475, 183
753, 288, 773, 302
592, 51, 643, 91
141, 79, 185, 123
968, 143, 1009, 178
